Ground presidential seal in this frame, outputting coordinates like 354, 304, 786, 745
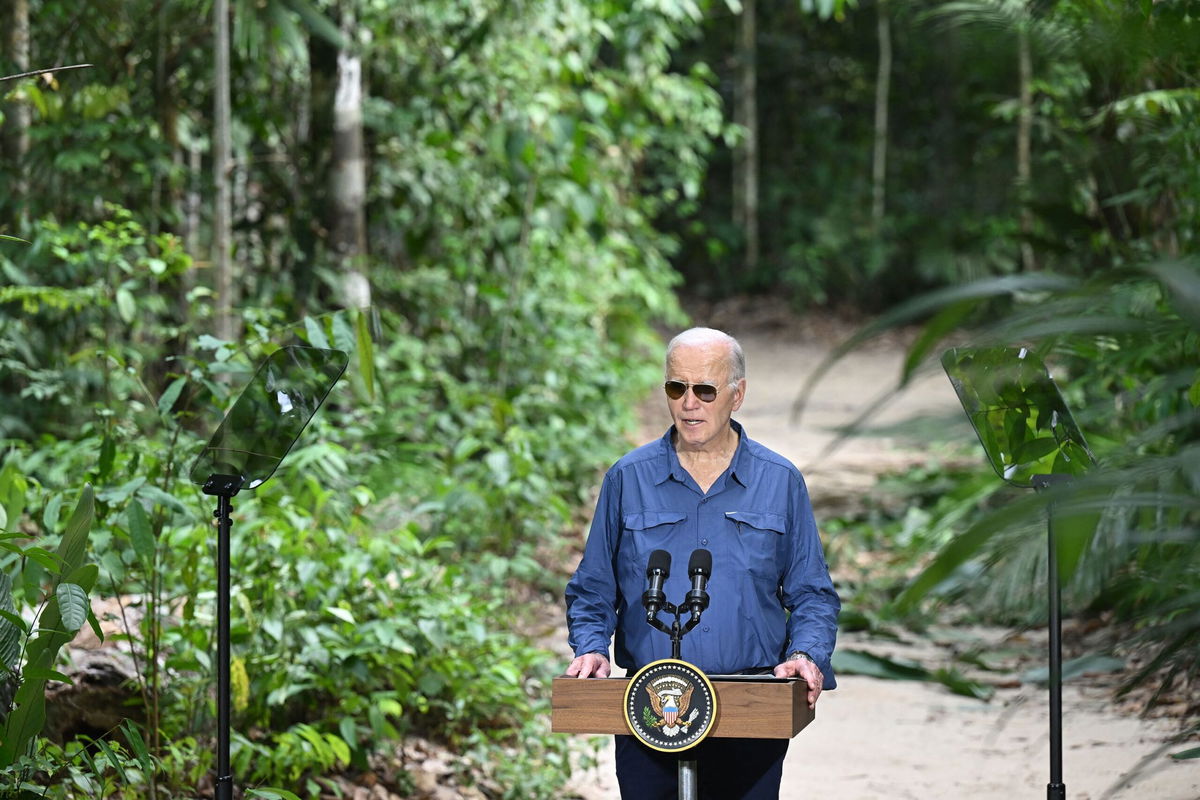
622, 659, 717, 752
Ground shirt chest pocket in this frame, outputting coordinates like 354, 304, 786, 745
725, 510, 786, 581
621, 511, 687, 567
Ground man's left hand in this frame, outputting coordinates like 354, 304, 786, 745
773, 655, 824, 710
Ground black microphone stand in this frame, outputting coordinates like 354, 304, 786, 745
645, 598, 704, 661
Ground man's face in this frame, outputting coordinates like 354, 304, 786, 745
665, 341, 745, 452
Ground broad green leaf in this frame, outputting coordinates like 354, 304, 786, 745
93, 737, 130, 782
932, 667, 994, 700
18, 666, 71, 683
57, 484, 94, 578
0, 684, 47, 764
157, 376, 187, 416
1021, 654, 1125, 685
0, 575, 22, 670
326, 607, 355, 625
56, 583, 88, 633
1013, 437, 1058, 465
137, 485, 187, 513
331, 312, 355, 355
0, 464, 26, 534
97, 435, 116, 480
355, 309, 375, 401
19, 547, 60, 573
304, 316, 330, 349
1052, 493, 1102, 583
247, 788, 304, 800
63, 564, 99, 593
831, 649, 930, 681
902, 299, 977, 384
97, 476, 145, 505
120, 719, 153, 771
283, 0, 345, 48
1171, 747, 1200, 761
581, 90, 607, 117
115, 287, 136, 323
1145, 260, 1200, 329
126, 500, 156, 564
793, 273, 1080, 423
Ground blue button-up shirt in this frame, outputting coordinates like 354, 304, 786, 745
565, 421, 840, 686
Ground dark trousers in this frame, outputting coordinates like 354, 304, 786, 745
614, 735, 789, 800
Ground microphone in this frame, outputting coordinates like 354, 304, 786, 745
685, 548, 712, 619
642, 549, 671, 618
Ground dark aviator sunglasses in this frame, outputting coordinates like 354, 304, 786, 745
663, 380, 722, 403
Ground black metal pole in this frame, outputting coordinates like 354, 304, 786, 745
203, 474, 243, 800
1033, 474, 1068, 800
214, 493, 233, 800
1046, 505, 1065, 800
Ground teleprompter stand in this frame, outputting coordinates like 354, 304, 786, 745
189, 346, 348, 800
942, 347, 1096, 799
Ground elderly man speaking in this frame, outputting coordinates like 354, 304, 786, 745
564, 327, 840, 800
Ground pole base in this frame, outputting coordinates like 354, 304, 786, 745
1047, 782, 1065, 800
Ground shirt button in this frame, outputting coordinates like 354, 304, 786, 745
700, 498, 708, 504
701, 538, 708, 545
703, 626, 710, 632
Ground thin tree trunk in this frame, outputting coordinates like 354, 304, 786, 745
733, 0, 759, 273
871, 0, 892, 230
213, 0, 236, 340
3, 0, 31, 223
1016, 23, 1035, 271
330, 8, 370, 309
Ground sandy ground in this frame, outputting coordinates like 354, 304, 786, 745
559, 319, 1199, 800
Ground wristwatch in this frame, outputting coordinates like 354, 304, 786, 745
787, 650, 814, 664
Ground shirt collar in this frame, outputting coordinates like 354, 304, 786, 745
656, 419, 753, 488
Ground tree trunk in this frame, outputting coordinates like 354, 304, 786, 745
1016, 22, 1035, 271
871, 0, 892, 230
733, 0, 759, 273
3, 0, 31, 223
330, 8, 371, 309
213, 0, 236, 341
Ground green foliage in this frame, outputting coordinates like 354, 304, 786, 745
0, 483, 98, 790
672, 0, 1200, 312
814, 258, 1200, 716
2, 2, 719, 796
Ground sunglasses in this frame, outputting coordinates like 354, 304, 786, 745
664, 380, 721, 403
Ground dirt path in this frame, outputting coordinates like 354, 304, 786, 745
561, 318, 1199, 800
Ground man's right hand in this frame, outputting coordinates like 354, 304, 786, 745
566, 652, 611, 679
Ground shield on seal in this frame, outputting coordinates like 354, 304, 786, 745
661, 694, 679, 726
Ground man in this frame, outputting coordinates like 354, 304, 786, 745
564, 327, 840, 800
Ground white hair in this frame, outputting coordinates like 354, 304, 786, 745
665, 327, 745, 385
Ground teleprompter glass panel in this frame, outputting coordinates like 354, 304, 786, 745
189, 346, 348, 488
941, 346, 1095, 488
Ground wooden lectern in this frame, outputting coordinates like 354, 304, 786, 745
551, 675, 813, 739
